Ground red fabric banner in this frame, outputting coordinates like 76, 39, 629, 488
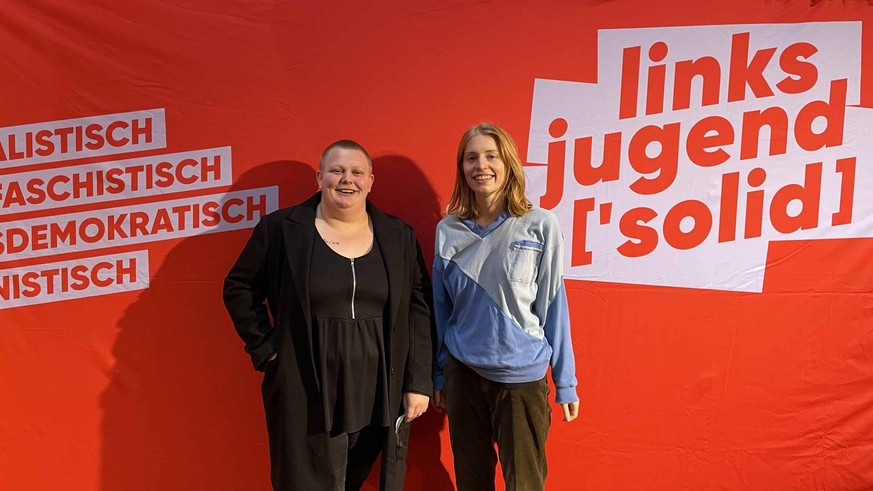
2, 1, 872, 489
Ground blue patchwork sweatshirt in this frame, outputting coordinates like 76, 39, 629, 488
432, 208, 579, 404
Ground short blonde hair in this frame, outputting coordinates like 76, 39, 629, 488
446, 123, 531, 219
320, 139, 372, 170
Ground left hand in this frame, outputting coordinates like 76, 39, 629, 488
561, 401, 579, 422
403, 392, 430, 422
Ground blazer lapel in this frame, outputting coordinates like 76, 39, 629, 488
282, 194, 319, 388
370, 203, 403, 334
283, 197, 319, 320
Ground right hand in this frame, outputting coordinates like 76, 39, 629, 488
561, 401, 579, 422
431, 388, 446, 412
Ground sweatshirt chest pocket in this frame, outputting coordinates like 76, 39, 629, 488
508, 240, 544, 283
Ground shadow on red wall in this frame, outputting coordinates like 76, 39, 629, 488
100, 156, 453, 490
100, 160, 315, 490
364, 154, 452, 491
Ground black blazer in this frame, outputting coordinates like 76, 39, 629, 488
223, 193, 433, 490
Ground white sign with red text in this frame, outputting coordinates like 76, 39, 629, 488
0, 109, 277, 309
0, 109, 166, 168
0, 250, 150, 309
526, 22, 873, 292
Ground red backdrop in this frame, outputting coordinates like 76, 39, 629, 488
2, 1, 872, 489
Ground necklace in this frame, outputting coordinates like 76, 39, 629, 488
323, 238, 340, 245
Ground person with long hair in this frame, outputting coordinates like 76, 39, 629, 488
224, 140, 432, 490
431, 123, 579, 491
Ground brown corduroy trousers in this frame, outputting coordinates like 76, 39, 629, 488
444, 355, 551, 491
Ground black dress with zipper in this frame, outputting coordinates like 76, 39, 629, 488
310, 233, 390, 435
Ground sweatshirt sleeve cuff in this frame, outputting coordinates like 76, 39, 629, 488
555, 386, 578, 404
433, 372, 444, 391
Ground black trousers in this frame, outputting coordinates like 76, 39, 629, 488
271, 424, 386, 491
444, 356, 551, 491
326, 425, 386, 491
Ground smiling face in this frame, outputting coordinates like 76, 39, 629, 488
316, 147, 374, 213
462, 134, 506, 204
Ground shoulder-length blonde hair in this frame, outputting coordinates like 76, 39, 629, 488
446, 123, 531, 219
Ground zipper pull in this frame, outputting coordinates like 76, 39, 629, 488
350, 258, 356, 320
